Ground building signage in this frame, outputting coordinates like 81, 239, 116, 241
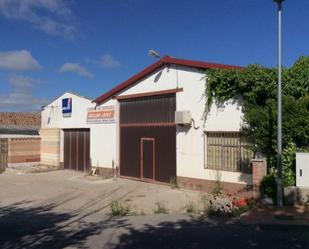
87, 106, 115, 124
62, 98, 72, 117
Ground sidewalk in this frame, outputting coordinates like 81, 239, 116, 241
240, 205, 309, 229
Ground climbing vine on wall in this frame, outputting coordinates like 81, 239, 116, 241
204, 56, 309, 172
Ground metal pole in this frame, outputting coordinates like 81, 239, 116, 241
275, 0, 284, 208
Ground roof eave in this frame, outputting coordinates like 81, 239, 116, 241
93, 56, 242, 104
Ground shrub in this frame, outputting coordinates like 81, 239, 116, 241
110, 200, 131, 216
259, 172, 277, 200
200, 195, 233, 216
154, 201, 168, 214
200, 194, 255, 217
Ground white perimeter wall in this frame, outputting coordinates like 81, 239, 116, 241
116, 65, 251, 184
91, 98, 118, 168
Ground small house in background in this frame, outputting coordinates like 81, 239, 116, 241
0, 112, 41, 170
40, 92, 94, 169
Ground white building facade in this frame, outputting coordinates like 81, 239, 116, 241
42, 57, 254, 195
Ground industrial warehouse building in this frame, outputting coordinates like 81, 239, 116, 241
41, 56, 254, 194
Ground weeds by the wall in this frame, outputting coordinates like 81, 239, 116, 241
212, 172, 223, 197
186, 200, 199, 214
109, 200, 132, 216
169, 177, 178, 189
154, 201, 168, 214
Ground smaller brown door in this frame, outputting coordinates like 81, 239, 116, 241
63, 129, 90, 171
141, 138, 155, 181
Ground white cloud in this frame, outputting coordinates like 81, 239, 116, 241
101, 54, 121, 68
59, 63, 93, 78
86, 54, 121, 69
0, 92, 47, 111
9, 74, 39, 90
0, 74, 47, 111
0, 50, 41, 71
0, 0, 76, 37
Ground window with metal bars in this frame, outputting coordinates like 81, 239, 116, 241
205, 131, 254, 173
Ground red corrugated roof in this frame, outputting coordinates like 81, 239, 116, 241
94, 56, 242, 104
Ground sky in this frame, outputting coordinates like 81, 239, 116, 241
0, 0, 308, 112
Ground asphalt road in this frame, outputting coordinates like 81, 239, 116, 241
0, 169, 308, 249
0, 211, 308, 249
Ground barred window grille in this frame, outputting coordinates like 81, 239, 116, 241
205, 132, 254, 173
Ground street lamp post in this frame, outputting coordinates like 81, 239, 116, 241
274, 0, 285, 208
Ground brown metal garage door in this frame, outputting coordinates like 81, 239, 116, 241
119, 94, 176, 183
63, 129, 90, 171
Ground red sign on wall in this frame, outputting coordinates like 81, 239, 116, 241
87, 106, 115, 124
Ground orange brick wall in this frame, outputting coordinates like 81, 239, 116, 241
8, 138, 41, 165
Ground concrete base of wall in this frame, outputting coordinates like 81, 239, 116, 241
177, 176, 253, 198
8, 162, 41, 168
92, 166, 114, 178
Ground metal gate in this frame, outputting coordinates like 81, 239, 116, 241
63, 129, 90, 171
119, 94, 176, 183
0, 139, 8, 171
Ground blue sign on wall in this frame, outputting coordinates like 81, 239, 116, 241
62, 98, 72, 117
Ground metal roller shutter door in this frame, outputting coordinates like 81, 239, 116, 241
63, 129, 90, 171
119, 94, 176, 183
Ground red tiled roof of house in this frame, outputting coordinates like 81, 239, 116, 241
0, 112, 41, 130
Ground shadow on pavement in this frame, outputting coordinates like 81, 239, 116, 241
0, 200, 126, 249
0, 200, 308, 249
114, 216, 309, 249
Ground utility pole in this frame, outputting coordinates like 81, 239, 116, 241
273, 0, 285, 208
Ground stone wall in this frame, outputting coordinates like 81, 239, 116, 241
40, 128, 60, 167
